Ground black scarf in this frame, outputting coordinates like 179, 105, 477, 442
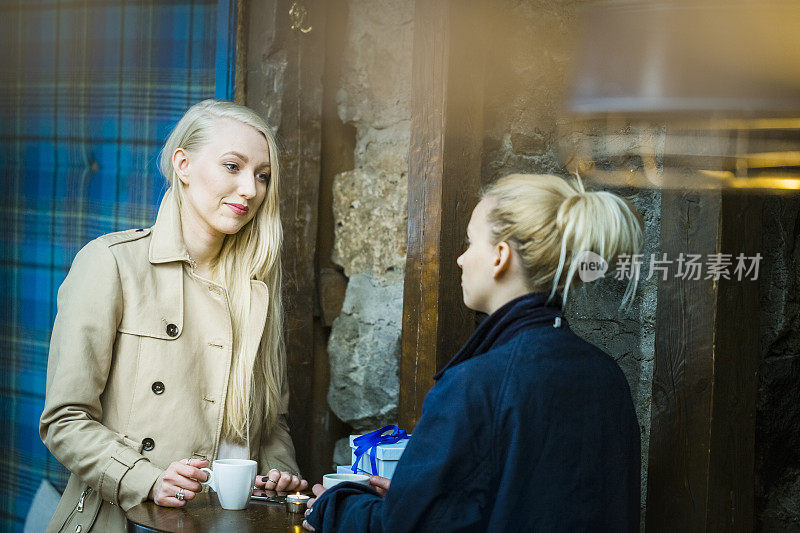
433, 292, 564, 381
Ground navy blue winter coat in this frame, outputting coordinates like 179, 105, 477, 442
307, 292, 641, 532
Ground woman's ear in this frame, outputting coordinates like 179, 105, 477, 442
172, 148, 190, 185
493, 241, 512, 279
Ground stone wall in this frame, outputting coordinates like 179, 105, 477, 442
325, 0, 414, 464
757, 196, 800, 531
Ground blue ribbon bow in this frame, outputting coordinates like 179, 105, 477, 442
351, 425, 409, 475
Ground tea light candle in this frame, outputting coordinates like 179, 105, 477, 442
285, 492, 310, 514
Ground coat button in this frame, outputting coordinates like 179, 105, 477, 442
142, 438, 155, 451
166, 323, 179, 337
151, 382, 165, 395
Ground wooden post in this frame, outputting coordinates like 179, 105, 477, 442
646, 190, 761, 530
308, 0, 354, 481
233, 0, 247, 105
399, 0, 487, 430
243, 0, 326, 476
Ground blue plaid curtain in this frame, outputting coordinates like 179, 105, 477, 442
0, 1, 229, 530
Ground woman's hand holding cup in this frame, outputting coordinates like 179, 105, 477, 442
255, 468, 308, 493
369, 475, 391, 497
149, 458, 209, 507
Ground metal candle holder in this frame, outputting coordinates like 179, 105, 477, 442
285, 494, 310, 514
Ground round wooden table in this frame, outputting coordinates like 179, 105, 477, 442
125, 493, 307, 532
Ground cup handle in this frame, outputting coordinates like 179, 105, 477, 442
199, 467, 214, 492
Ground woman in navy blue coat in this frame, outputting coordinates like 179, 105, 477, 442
304, 174, 643, 532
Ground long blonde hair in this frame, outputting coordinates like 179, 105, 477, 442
159, 99, 285, 441
482, 173, 643, 307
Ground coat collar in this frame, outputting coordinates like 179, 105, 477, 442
433, 292, 564, 381
149, 187, 193, 265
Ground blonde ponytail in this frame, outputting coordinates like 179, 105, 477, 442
483, 174, 643, 308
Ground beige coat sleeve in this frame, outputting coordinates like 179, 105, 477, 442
39, 239, 162, 511
258, 375, 301, 476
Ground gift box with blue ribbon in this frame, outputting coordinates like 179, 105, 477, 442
349, 425, 410, 479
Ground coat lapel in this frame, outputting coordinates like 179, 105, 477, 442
117, 189, 185, 339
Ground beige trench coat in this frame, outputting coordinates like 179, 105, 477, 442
39, 191, 299, 532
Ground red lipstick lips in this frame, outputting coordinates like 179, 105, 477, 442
226, 203, 249, 216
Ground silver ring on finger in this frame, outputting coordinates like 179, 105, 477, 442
185, 458, 192, 465
176, 488, 185, 501
266, 478, 278, 486
305, 508, 312, 517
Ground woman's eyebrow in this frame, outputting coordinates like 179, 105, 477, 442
221, 151, 271, 169
221, 150, 248, 162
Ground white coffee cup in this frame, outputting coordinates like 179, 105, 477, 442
322, 473, 370, 489
200, 459, 257, 510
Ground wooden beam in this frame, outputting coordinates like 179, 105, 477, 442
233, 0, 247, 105
399, 0, 487, 430
646, 190, 761, 530
243, 0, 326, 477
308, 0, 354, 481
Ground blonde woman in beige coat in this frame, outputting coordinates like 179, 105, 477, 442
40, 100, 308, 532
